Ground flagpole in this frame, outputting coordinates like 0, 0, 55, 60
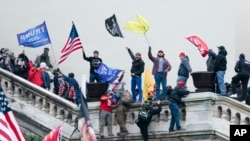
122, 38, 127, 47
144, 33, 150, 46
49, 43, 58, 68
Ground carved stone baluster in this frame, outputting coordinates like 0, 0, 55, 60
71, 114, 78, 126
6, 81, 14, 96
41, 98, 47, 111
64, 111, 69, 122
1, 78, 7, 91
27, 92, 34, 105
56, 108, 63, 119
34, 96, 41, 109
49, 103, 56, 117
13, 85, 20, 98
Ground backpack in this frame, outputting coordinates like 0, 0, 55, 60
60, 79, 74, 101
138, 109, 150, 122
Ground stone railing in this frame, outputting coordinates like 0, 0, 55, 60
1, 67, 250, 141
0, 68, 80, 140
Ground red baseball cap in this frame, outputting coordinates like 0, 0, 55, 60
179, 52, 185, 57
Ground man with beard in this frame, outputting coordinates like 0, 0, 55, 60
148, 46, 171, 100
82, 50, 102, 83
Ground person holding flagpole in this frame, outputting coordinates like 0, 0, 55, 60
148, 46, 171, 101
125, 46, 145, 103
82, 49, 103, 83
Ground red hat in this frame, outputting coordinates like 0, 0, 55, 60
178, 81, 185, 87
179, 52, 185, 57
158, 50, 164, 53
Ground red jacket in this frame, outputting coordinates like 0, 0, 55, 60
99, 95, 116, 112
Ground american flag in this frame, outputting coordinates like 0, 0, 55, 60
58, 23, 83, 64
0, 88, 26, 141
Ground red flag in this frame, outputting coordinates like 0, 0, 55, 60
186, 35, 208, 57
0, 88, 27, 141
58, 23, 83, 64
43, 125, 62, 141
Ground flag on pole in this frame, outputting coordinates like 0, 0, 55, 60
17, 21, 51, 48
58, 23, 83, 64
124, 14, 149, 34
94, 63, 122, 83
105, 14, 124, 38
143, 66, 154, 101
0, 87, 27, 141
186, 35, 209, 57
78, 87, 97, 141
43, 125, 62, 141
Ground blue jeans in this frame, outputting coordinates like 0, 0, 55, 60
216, 71, 226, 95
89, 73, 102, 83
177, 76, 188, 90
169, 102, 181, 131
131, 76, 142, 102
154, 72, 167, 100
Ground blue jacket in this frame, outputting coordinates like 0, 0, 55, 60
178, 56, 192, 78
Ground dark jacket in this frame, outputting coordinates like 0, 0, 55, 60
148, 46, 171, 77
213, 49, 227, 72
169, 86, 189, 105
83, 52, 102, 74
234, 53, 250, 74
127, 49, 145, 77
178, 56, 192, 78
206, 50, 217, 72
138, 104, 162, 124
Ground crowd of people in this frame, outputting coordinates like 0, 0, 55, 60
0, 47, 81, 106
1, 45, 250, 141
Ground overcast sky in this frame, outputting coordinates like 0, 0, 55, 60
0, 0, 235, 91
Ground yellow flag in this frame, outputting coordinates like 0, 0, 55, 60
143, 66, 154, 101
124, 14, 149, 34
136, 14, 149, 32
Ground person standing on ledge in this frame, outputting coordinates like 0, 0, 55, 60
125, 46, 145, 103
82, 49, 102, 83
148, 46, 171, 101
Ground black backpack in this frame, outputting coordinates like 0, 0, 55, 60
138, 108, 150, 122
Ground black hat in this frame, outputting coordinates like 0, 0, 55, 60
93, 50, 99, 54
217, 46, 225, 50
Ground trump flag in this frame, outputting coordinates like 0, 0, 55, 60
17, 21, 51, 48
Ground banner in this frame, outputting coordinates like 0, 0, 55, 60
94, 63, 122, 83
105, 14, 124, 38
186, 35, 208, 57
17, 21, 51, 48
58, 23, 83, 64
143, 66, 154, 101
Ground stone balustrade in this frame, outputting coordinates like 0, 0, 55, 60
1, 68, 250, 141
0, 68, 80, 140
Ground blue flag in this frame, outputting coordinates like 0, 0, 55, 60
95, 63, 122, 83
17, 21, 51, 48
